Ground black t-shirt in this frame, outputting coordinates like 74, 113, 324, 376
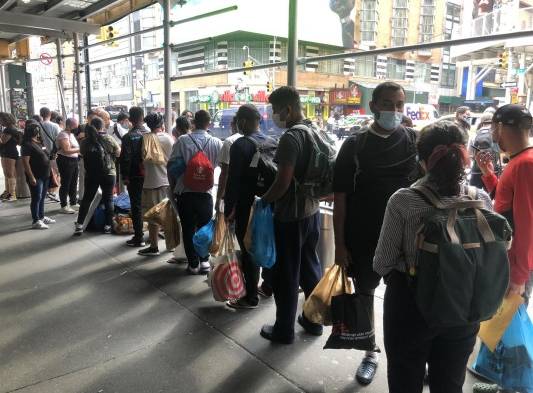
21, 141, 50, 180
333, 126, 417, 256
1, 126, 20, 157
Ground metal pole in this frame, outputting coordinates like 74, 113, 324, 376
73, 33, 83, 122
55, 38, 66, 118
0, 65, 5, 112
163, 0, 172, 133
83, 34, 92, 110
287, 0, 297, 87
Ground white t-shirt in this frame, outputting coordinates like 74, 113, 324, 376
109, 123, 128, 146
218, 133, 242, 166
143, 132, 174, 190
56, 131, 80, 158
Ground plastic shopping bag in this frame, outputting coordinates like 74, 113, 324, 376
302, 265, 353, 326
473, 304, 533, 392
193, 219, 215, 259
479, 294, 524, 352
209, 230, 246, 301
209, 213, 226, 255
249, 200, 276, 268
324, 292, 380, 352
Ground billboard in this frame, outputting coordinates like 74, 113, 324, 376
171, 0, 355, 48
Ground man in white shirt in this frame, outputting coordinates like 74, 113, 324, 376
215, 116, 241, 212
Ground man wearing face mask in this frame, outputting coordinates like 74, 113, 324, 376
332, 81, 417, 386
454, 106, 471, 144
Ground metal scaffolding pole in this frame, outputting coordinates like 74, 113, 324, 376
55, 38, 66, 118
83, 34, 92, 110
287, 0, 297, 87
163, 0, 172, 132
73, 32, 83, 122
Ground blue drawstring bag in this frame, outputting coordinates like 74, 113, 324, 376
249, 199, 276, 268
473, 304, 533, 393
193, 219, 215, 258
167, 157, 186, 180
113, 192, 131, 213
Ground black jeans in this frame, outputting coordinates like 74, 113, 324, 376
127, 177, 144, 240
235, 201, 260, 305
56, 155, 79, 207
384, 270, 479, 393
77, 174, 115, 227
272, 212, 322, 339
176, 192, 213, 268
29, 177, 49, 222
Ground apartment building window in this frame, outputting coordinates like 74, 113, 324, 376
441, 63, 456, 88
145, 59, 159, 81
355, 55, 376, 77
360, 0, 378, 43
414, 62, 431, 83
387, 58, 406, 79
419, 0, 436, 43
391, 0, 408, 47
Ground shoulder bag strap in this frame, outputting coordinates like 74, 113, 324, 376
39, 122, 55, 143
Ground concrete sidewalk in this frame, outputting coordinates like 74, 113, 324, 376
0, 197, 525, 393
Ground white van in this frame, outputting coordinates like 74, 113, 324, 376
404, 104, 440, 129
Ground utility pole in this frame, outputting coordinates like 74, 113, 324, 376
163, 0, 172, 133
55, 39, 66, 118
73, 33, 83, 122
287, 0, 298, 87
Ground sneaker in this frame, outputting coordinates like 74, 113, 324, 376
32, 220, 49, 230
60, 206, 76, 214
226, 299, 258, 309
73, 223, 83, 236
0, 191, 9, 200
5, 194, 17, 202
103, 225, 112, 234
257, 283, 273, 298
47, 192, 60, 202
187, 265, 201, 275
199, 261, 211, 274
472, 383, 500, 393
356, 356, 378, 385
126, 237, 146, 247
138, 247, 160, 256
42, 216, 56, 224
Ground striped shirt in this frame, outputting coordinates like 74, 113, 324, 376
373, 181, 493, 277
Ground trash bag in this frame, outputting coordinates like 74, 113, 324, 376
209, 212, 226, 255
113, 192, 131, 213
479, 294, 524, 352
473, 304, 533, 392
324, 292, 380, 352
209, 230, 246, 302
249, 200, 276, 268
302, 265, 353, 326
193, 219, 215, 259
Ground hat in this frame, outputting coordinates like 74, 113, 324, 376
493, 104, 532, 127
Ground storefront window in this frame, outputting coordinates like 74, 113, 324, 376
440, 64, 456, 88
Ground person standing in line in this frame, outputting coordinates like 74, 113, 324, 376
454, 106, 472, 144
333, 82, 417, 385
224, 105, 276, 309
374, 122, 493, 393
477, 104, 533, 303
171, 110, 222, 274
258, 86, 324, 344
39, 107, 61, 201
138, 112, 174, 256
215, 116, 241, 213
74, 117, 121, 236
56, 118, 80, 214
21, 121, 55, 229
120, 106, 147, 247
0, 112, 20, 201
174, 115, 191, 139
110, 112, 130, 193
181, 110, 194, 123
77, 109, 100, 201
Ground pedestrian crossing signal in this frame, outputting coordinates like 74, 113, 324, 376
266, 81, 272, 92
499, 52, 508, 69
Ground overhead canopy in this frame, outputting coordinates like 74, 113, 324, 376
0, 0, 155, 43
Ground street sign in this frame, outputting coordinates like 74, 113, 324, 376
517, 68, 526, 75
501, 81, 517, 88
40, 53, 53, 66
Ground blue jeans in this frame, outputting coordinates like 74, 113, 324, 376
29, 177, 49, 223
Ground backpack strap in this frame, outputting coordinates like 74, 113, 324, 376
188, 134, 203, 152
245, 136, 261, 168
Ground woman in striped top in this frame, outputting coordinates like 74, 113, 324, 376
373, 122, 492, 393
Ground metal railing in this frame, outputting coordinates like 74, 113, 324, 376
471, 6, 533, 37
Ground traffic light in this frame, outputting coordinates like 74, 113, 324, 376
98, 25, 118, 46
266, 81, 272, 92
498, 51, 508, 69
243, 60, 254, 76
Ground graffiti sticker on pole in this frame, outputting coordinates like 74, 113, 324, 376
40, 53, 53, 65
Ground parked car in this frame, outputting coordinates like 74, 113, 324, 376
209, 105, 284, 140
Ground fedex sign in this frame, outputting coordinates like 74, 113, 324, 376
404, 104, 438, 124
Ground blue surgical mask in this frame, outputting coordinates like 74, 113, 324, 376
376, 111, 402, 131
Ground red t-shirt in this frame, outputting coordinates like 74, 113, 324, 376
482, 147, 533, 285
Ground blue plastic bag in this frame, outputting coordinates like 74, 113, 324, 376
167, 157, 186, 180
113, 192, 131, 213
249, 200, 276, 268
193, 219, 215, 258
87, 204, 106, 232
473, 304, 533, 392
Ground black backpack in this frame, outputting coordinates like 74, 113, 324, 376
84, 139, 112, 176
246, 136, 278, 196
410, 185, 512, 328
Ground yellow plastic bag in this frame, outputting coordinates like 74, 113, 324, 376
209, 212, 226, 255
478, 293, 524, 352
144, 198, 181, 251
303, 265, 353, 326
142, 133, 166, 165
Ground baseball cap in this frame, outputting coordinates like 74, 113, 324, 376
493, 104, 532, 128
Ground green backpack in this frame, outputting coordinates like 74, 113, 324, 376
410, 185, 512, 328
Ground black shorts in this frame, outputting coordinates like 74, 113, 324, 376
1, 150, 19, 160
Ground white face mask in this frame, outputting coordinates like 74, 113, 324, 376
272, 113, 287, 129
376, 111, 402, 131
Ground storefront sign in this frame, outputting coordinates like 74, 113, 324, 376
190, 90, 270, 104
329, 86, 361, 105
301, 95, 321, 104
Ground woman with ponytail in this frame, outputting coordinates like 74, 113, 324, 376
372, 121, 494, 393
74, 117, 120, 236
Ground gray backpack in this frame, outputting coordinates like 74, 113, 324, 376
289, 123, 337, 199
410, 185, 512, 328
